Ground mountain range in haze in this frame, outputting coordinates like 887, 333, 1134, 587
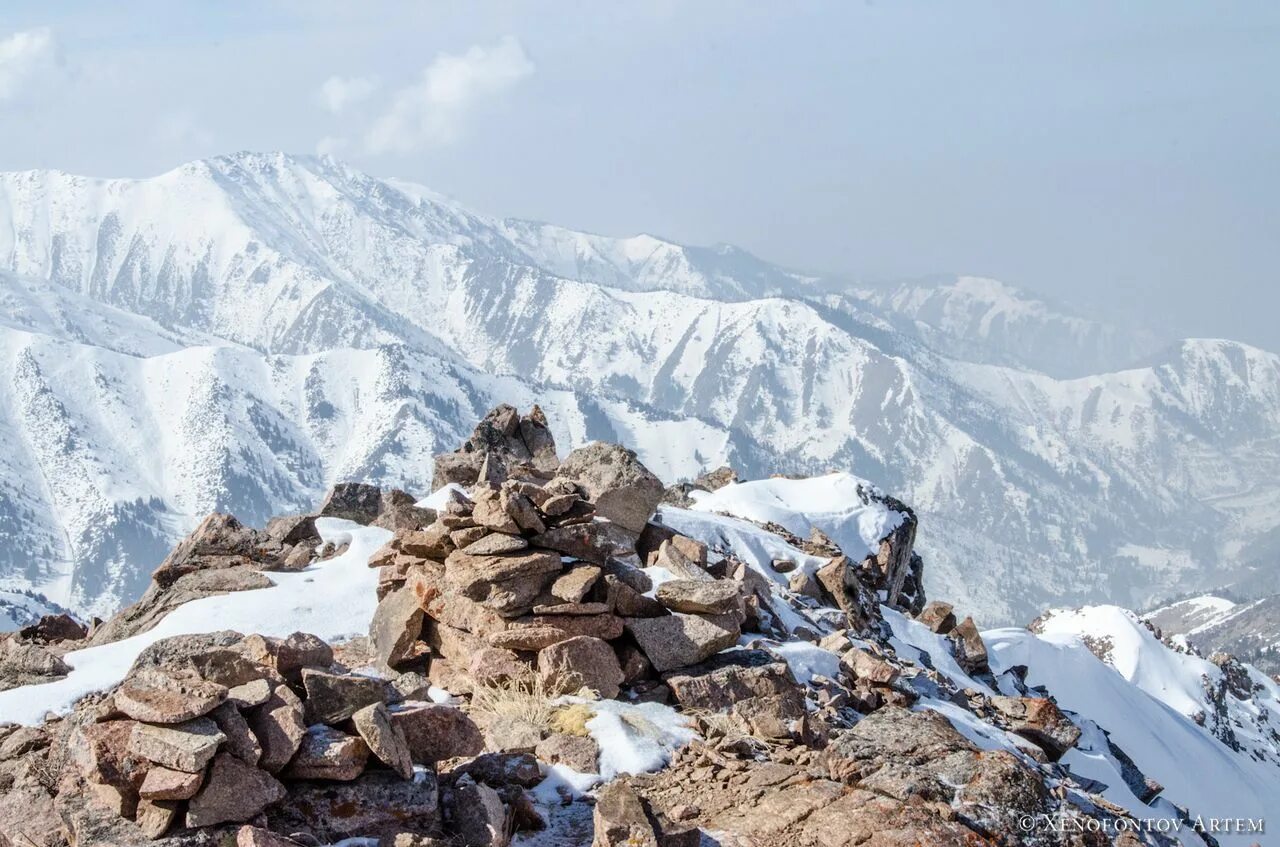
0, 151, 1276, 627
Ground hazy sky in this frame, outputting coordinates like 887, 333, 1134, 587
1, 1, 1277, 350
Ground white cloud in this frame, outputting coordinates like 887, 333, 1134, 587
156, 110, 214, 149
0, 27, 57, 101
363, 36, 534, 154
317, 74, 380, 114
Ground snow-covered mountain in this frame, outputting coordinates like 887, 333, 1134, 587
1, 152, 1277, 626
1146, 594, 1280, 677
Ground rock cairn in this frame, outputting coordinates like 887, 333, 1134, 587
0, 404, 1191, 847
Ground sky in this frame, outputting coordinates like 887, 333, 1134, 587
0, 1, 1277, 350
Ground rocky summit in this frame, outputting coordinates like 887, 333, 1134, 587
0, 405, 1276, 847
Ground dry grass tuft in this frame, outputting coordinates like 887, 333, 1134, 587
467, 668, 599, 736
549, 701, 596, 737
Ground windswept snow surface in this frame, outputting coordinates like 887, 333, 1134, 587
686, 474, 905, 559
0, 518, 389, 726
986, 607, 1280, 843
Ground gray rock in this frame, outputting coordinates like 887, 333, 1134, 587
390, 702, 484, 763
353, 702, 415, 780
625, 613, 741, 673
556, 442, 665, 534
655, 580, 741, 615
537, 636, 624, 698
370, 585, 425, 669
319, 482, 384, 524
186, 751, 287, 828
302, 668, 387, 725
128, 718, 226, 773
245, 682, 306, 773
283, 725, 371, 781
115, 666, 227, 724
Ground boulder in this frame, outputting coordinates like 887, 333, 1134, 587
390, 702, 484, 763
444, 549, 563, 616
227, 678, 272, 709
592, 780, 657, 847
188, 647, 269, 688
950, 617, 989, 675
237, 825, 307, 847
652, 541, 712, 582
139, 765, 204, 800
464, 533, 529, 555
370, 585, 426, 669
468, 647, 528, 688
302, 669, 387, 725
604, 575, 666, 618
625, 613, 741, 673
319, 482, 384, 524
68, 719, 149, 791
534, 733, 600, 773
813, 556, 877, 633
114, 666, 227, 724
19, 612, 88, 644
353, 702, 415, 779
482, 715, 542, 754
283, 725, 371, 781
988, 696, 1082, 760
655, 580, 740, 615
840, 648, 899, 686
128, 718, 226, 772
452, 776, 512, 847
135, 798, 180, 839
915, 601, 956, 635
663, 650, 806, 740
245, 683, 306, 773
537, 636, 624, 698
399, 524, 455, 559
0, 639, 70, 689
548, 565, 601, 603
531, 522, 637, 565
185, 752, 287, 828
240, 632, 333, 682
556, 443, 664, 534
264, 514, 319, 547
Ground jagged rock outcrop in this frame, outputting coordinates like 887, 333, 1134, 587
0, 404, 1207, 847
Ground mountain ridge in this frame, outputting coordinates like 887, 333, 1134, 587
0, 151, 1275, 627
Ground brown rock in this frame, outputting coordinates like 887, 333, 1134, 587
592, 780, 657, 847
531, 521, 637, 565
988, 696, 1082, 760
453, 776, 513, 847
240, 631, 333, 682
451, 526, 490, 549
68, 719, 149, 791
245, 682, 306, 773
472, 490, 522, 534
664, 650, 805, 740
556, 443, 664, 534
625, 613, 740, 673
468, 647, 528, 687
482, 715, 543, 754
950, 617, 989, 675
390, 702, 484, 763
538, 636, 625, 698
115, 666, 227, 724
916, 601, 957, 635
237, 825, 306, 847
186, 751, 287, 828
128, 718, 225, 772
488, 613, 624, 651
139, 765, 203, 800
400, 524, 455, 559
535, 733, 600, 773
464, 533, 530, 555
653, 541, 713, 582
840, 648, 900, 686
227, 677, 272, 709
604, 575, 666, 617
353, 702, 415, 779
370, 585, 426, 669
655, 580, 741, 615
283, 725, 371, 781
548, 564, 601, 603
264, 771, 438, 842
135, 798, 180, 838
319, 482, 384, 524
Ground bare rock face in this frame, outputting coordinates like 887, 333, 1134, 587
115, 666, 228, 724
535, 733, 600, 773
555, 442, 665, 534
537, 636, 624, 698
186, 752, 287, 828
19, 612, 88, 644
625, 613, 741, 673
452, 775, 513, 847
139, 765, 204, 800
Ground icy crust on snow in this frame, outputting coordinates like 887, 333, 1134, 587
986, 608, 1280, 843
686, 473, 905, 559
0, 518, 389, 726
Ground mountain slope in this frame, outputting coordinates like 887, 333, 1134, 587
0, 152, 1276, 625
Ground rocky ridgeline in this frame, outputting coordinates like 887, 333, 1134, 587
0, 406, 1203, 847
